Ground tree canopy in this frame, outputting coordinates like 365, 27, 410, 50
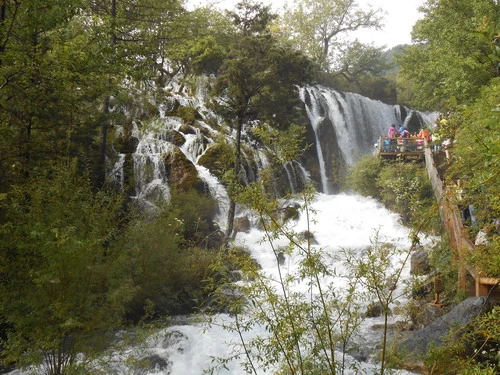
398, 0, 500, 109
280, 0, 383, 72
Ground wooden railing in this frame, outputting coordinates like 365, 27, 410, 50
376, 136, 426, 155
423, 141, 499, 297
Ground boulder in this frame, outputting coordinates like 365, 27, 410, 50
233, 216, 251, 234
282, 203, 300, 222
400, 297, 490, 357
135, 355, 169, 374
163, 129, 186, 147
365, 302, 386, 318
410, 250, 430, 275
164, 146, 205, 193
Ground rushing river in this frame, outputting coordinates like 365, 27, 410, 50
101, 193, 424, 375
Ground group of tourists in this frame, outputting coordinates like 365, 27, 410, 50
383, 124, 432, 152
387, 124, 431, 141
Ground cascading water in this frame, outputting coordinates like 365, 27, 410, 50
8, 83, 437, 374
300, 85, 438, 193
95, 194, 424, 375
100, 86, 434, 374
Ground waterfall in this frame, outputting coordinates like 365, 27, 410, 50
300, 85, 438, 193
10, 83, 437, 375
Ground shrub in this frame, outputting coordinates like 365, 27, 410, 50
345, 155, 383, 198
377, 162, 435, 225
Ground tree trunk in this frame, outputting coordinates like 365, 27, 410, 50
97, 0, 117, 188
225, 116, 244, 241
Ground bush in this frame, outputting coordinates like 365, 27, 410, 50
348, 157, 438, 230
345, 155, 383, 198
119, 190, 220, 321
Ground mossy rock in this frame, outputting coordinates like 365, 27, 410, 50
115, 135, 139, 154
163, 97, 181, 115
177, 106, 203, 125
164, 147, 205, 193
163, 129, 186, 147
178, 123, 196, 135
282, 203, 301, 222
197, 142, 234, 181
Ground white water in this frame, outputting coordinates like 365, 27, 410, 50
9, 81, 438, 374
8, 190, 422, 374
100, 193, 425, 375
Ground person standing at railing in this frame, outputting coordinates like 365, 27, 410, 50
398, 126, 410, 151
399, 126, 410, 138
417, 128, 431, 150
418, 128, 432, 142
387, 124, 398, 151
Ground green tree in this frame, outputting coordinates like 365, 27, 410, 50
398, 0, 500, 109
446, 78, 500, 277
280, 0, 383, 72
210, 1, 315, 239
0, 0, 100, 188
325, 40, 394, 100
0, 165, 132, 374
115, 191, 220, 321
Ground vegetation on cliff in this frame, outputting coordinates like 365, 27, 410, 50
0, 0, 498, 373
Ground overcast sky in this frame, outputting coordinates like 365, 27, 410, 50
186, 0, 426, 48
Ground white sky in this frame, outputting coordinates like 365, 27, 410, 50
186, 0, 426, 48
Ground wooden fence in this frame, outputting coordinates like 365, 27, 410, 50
423, 142, 499, 297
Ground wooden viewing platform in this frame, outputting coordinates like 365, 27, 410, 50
374, 136, 426, 160
375, 136, 499, 300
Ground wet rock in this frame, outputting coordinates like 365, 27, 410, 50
282, 203, 300, 222
178, 123, 196, 134
400, 297, 490, 357
162, 129, 186, 147
233, 216, 251, 234
300, 230, 318, 244
135, 355, 169, 374
410, 250, 430, 275
164, 146, 205, 193
365, 302, 386, 318
277, 251, 286, 265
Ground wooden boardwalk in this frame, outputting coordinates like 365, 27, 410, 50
376, 137, 499, 300
375, 136, 426, 160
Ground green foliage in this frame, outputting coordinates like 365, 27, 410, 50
426, 237, 460, 300
322, 40, 395, 102
168, 188, 219, 246
346, 155, 383, 198
177, 106, 197, 124
377, 162, 435, 225
0, 165, 131, 373
437, 78, 500, 278
347, 157, 439, 231
447, 78, 500, 227
116, 197, 220, 321
165, 7, 233, 77
280, 0, 382, 72
398, 0, 500, 109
